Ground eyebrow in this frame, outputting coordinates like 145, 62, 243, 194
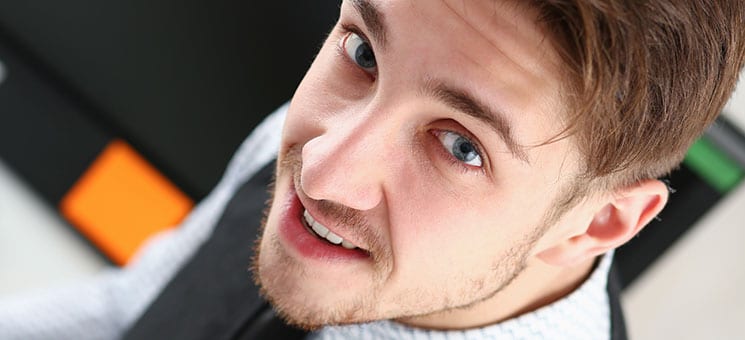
424, 81, 529, 163
350, 0, 388, 49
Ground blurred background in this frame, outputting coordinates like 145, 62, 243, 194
0, 1, 743, 339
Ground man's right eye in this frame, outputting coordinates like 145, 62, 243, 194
341, 32, 378, 73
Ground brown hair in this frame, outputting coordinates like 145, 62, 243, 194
531, 1, 745, 193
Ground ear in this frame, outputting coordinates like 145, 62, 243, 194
537, 179, 669, 267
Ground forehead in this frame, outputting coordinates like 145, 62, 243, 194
428, 0, 558, 80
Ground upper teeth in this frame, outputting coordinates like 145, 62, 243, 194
303, 210, 357, 249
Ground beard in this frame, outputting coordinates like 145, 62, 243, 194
250, 146, 387, 330
250, 146, 541, 331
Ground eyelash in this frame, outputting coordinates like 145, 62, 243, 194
430, 129, 488, 175
336, 24, 378, 79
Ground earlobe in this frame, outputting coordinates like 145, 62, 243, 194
537, 179, 669, 267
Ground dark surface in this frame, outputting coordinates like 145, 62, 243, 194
608, 264, 629, 340
0, 1, 341, 199
0, 35, 109, 204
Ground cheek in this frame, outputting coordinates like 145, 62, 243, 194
384, 172, 509, 277
382, 157, 558, 282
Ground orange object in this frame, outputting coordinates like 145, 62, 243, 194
60, 139, 193, 265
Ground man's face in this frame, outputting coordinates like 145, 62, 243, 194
256, 0, 584, 329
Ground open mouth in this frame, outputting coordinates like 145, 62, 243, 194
279, 177, 371, 260
301, 209, 361, 250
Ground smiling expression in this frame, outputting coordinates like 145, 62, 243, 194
254, 0, 589, 330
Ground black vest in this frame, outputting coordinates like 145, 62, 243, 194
123, 160, 627, 340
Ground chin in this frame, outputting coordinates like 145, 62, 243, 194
253, 204, 377, 329
255, 245, 378, 329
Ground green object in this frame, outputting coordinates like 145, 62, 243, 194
684, 138, 745, 194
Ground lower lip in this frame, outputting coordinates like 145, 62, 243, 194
278, 184, 369, 261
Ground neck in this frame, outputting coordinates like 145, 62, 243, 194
395, 256, 597, 330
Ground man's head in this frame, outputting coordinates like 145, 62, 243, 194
254, 0, 745, 330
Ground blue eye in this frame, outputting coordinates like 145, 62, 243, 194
343, 32, 377, 72
437, 131, 483, 167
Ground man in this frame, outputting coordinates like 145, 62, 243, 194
256, 0, 745, 335
1, 0, 744, 339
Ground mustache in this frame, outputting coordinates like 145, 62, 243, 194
315, 199, 369, 235
279, 145, 388, 262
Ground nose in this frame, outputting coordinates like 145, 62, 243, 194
300, 116, 391, 211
